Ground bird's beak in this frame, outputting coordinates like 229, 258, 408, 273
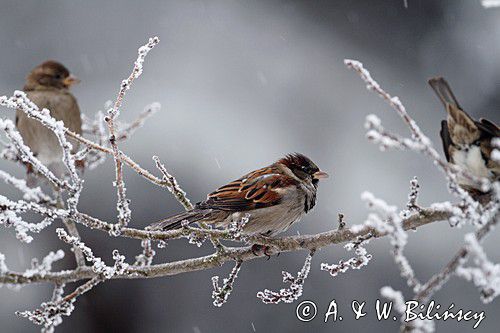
63, 74, 80, 87
313, 170, 329, 180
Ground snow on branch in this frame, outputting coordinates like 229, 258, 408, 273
456, 233, 500, 303
152, 155, 193, 210
56, 228, 128, 278
257, 250, 315, 304
17, 231, 129, 329
134, 239, 156, 267
0, 170, 54, 204
361, 191, 421, 292
116, 102, 160, 141
1, 194, 66, 243
212, 260, 243, 307
0, 206, 453, 287
381, 286, 435, 333
321, 229, 372, 277
104, 36, 159, 231
0, 118, 68, 191
0, 252, 9, 280
404, 176, 421, 214
23, 250, 65, 278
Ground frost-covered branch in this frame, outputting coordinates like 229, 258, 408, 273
105, 37, 160, 230
321, 238, 372, 277
361, 191, 421, 292
257, 250, 315, 304
212, 260, 243, 307
16, 229, 129, 329
456, 233, 500, 303
152, 155, 192, 210
1, 194, 66, 243
116, 102, 160, 141
0, 170, 54, 204
381, 286, 435, 333
0, 207, 450, 287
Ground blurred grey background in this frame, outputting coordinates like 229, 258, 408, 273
1, 0, 499, 332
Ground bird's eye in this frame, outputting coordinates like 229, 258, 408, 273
55, 74, 62, 80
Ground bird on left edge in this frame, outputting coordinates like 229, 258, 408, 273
16, 60, 83, 179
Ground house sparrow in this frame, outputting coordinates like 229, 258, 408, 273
16, 60, 83, 176
428, 77, 499, 193
149, 153, 329, 237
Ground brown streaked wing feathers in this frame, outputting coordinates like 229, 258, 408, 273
197, 166, 295, 211
445, 103, 479, 144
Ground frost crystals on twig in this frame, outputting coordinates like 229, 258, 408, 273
0, 170, 54, 204
23, 250, 65, 278
456, 233, 500, 303
153, 155, 193, 210
380, 286, 435, 333
321, 237, 372, 277
257, 250, 315, 304
361, 191, 421, 292
17, 234, 128, 329
212, 260, 243, 307
228, 213, 251, 239
105, 37, 159, 231
134, 239, 156, 267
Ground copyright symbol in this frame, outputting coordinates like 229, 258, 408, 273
296, 300, 317, 322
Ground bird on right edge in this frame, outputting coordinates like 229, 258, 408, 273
428, 77, 499, 197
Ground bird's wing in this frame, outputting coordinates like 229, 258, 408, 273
197, 166, 296, 211
476, 118, 500, 138
445, 103, 480, 145
440, 120, 452, 162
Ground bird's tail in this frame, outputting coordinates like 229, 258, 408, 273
428, 77, 479, 142
428, 77, 462, 110
148, 209, 214, 231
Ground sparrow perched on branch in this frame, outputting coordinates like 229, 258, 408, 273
16, 60, 83, 175
428, 77, 499, 192
150, 153, 329, 237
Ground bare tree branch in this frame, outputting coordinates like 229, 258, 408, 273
0, 207, 450, 286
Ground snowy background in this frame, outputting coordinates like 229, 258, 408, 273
1, 0, 499, 332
